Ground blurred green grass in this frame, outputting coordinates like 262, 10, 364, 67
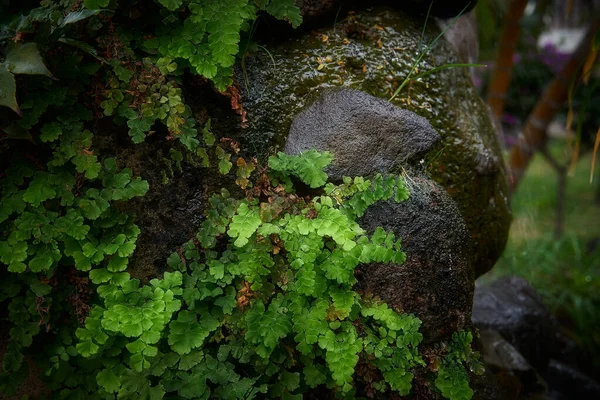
482, 140, 600, 365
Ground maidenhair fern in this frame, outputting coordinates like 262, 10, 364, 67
69, 151, 426, 398
435, 331, 484, 400
143, 0, 302, 91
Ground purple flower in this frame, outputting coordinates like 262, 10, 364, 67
502, 113, 519, 125
539, 42, 570, 73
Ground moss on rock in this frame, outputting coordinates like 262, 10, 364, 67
239, 7, 510, 276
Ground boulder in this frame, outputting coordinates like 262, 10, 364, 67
283, 88, 473, 342
472, 276, 559, 370
356, 168, 474, 343
239, 6, 510, 277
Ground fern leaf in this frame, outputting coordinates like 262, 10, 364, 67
266, 0, 302, 28
228, 202, 262, 247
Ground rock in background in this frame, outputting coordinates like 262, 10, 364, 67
473, 276, 600, 399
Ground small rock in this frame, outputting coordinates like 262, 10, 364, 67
285, 88, 441, 181
478, 329, 548, 398
472, 276, 559, 370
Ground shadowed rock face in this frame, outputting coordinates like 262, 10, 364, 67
357, 171, 474, 343
239, 6, 510, 277
285, 88, 473, 342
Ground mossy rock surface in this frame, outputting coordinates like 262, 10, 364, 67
239, 6, 510, 277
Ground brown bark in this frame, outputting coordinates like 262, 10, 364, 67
486, 0, 528, 121
508, 19, 600, 192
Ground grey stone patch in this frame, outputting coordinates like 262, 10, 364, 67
285, 88, 440, 182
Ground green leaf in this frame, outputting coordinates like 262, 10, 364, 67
5, 43, 53, 78
127, 117, 154, 143
2, 342, 23, 371
280, 370, 300, 392
56, 209, 90, 240
245, 299, 292, 358
118, 241, 136, 258
23, 172, 56, 206
202, 119, 215, 146
266, 0, 303, 28
179, 351, 203, 370
228, 202, 262, 247
76, 328, 99, 357
158, 0, 184, 11
268, 150, 332, 188
395, 177, 410, 202
330, 287, 356, 318
104, 157, 118, 173
73, 151, 102, 179
80, 197, 110, 220
216, 146, 232, 174
62, 9, 105, 26
218, 157, 233, 174
29, 280, 51, 296
205, 0, 251, 68
384, 369, 414, 395
0, 66, 19, 114
435, 362, 473, 400
97, 368, 121, 393
84, 0, 110, 8
168, 310, 219, 355
214, 287, 237, 314
1, 241, 28, 272
73, 251, 92, 271
114, 64, 134, 82
303, 364, 327, 388
127, 179, 150, 198
108, 256, 128, 272
90, 268, 113, 284
111, 272, 131, 286
40, 122, 62, 142
29, 243, 61, 272
317, 328, 363, 388
293, 299, 328, 355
